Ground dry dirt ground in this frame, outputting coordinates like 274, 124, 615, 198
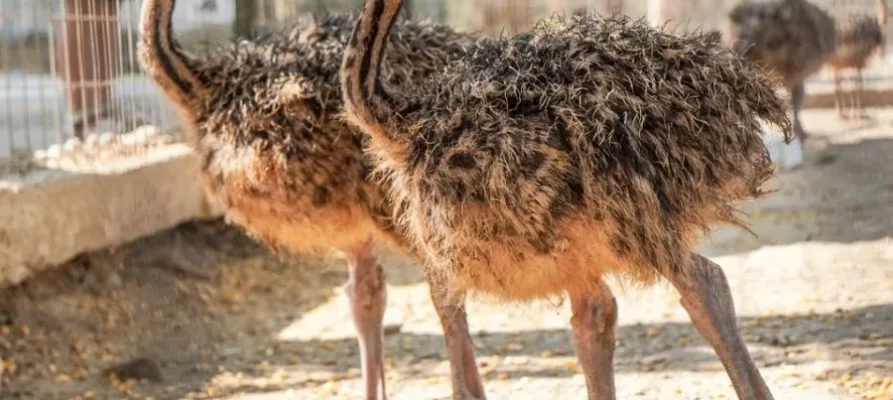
2, 107, 892, 400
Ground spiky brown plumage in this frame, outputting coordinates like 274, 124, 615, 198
725, 0, 836, 141
343, 6, 786, 397
725, 0, 836, 87
342, 11, 790, 300
831, 16, 885, 69
830, 0, 887, 70
140, 10, 474, 256
827, 0, 888, 118
139, 2, 487, 398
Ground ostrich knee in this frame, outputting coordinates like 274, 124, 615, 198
789, 82, 807, 141
345, 242, 388, 400
569, 281, 618, 400
833, 69, 847, 119
428, 282, 486, 399
856, 69, 867, 118
664, 254, 774, 400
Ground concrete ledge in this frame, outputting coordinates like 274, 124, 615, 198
804, 88, 893, 109
0, 142, 223, 288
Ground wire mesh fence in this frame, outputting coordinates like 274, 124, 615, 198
0, 0, 891, 164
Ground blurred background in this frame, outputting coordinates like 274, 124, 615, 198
0, 0, 890, 160
1, 1, 892, 400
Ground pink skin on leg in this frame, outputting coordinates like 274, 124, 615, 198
428, 283, 487, 399
834, 69, 849, 120
569, 280, 618, 400
855, 69, 870, 120
664, 254, 775, 400
344, 241, 388, 400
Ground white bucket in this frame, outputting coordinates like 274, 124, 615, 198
764, 130, 804, 170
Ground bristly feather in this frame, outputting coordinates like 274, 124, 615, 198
145, 11, 476, 256
828, 13, 886, 70
724, 0, 836, 87
345, 11, 792, 299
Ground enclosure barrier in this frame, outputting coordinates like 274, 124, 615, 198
1, 0, 892, 286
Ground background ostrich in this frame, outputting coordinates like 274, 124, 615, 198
138, 1, 486, 399
725, 0, 837, 142
341, 2, 790, 399
827, 0, 889, 119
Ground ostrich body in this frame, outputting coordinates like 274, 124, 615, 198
827, 0, 888, 119
138, 1, 486, 399
725, 0, 836, 141
341, 2, 790, 399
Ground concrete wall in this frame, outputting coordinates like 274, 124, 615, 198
0, 141, 223, 288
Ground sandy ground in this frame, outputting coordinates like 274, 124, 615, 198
1, 107, 892, 400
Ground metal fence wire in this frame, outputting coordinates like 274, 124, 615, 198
0, 0, 891, 162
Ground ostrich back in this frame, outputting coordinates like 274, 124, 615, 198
725, 0, 836, 87
372, 15, 790, 298
190, 15, 474, 255
828, 14, 885, 69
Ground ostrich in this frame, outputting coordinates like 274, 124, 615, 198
341, 3, 791, 399
827, 0, 889, 119
725, 0, 837, 142
138, 1, 487, 399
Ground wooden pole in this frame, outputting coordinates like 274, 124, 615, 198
55, 0, 119, 138
233, 0, 258, 38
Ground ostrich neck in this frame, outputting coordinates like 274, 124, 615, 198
342, 0, 405, 117
139, 0, 205, 106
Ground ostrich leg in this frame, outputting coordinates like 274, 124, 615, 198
428, 283, 487, 399
856, 68, 868, 119
834, 69, 848, 120
569, 279, 618, 400
664, 254, 774, 400
345, 241, 388, 400
790, 81, 807, 141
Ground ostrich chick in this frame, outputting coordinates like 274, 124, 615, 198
828, 0, 888, 120
725, 0, 836, 142
342, 3, 790, 400
138, 1, 487, 399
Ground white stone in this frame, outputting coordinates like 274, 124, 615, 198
63, 136, 83, 153
84, 133, 101, 150
99, 132, 116, 146
45, 144, 63, 159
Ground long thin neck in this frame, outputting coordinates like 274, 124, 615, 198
138, 0, 205, 111
877, 0, 889, 26
341, 0, 404, 132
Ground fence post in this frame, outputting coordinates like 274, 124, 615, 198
599, 0, 624, 15
647, 0, 727, 33
55, 0, 119, 139
54, 0, 120, 138
233, 0, 257, 38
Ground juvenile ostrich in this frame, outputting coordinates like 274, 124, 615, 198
725, 0, 836, 142
138, 1, 487, 399
341, 3, 790, 399
828, 0, 889, 119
